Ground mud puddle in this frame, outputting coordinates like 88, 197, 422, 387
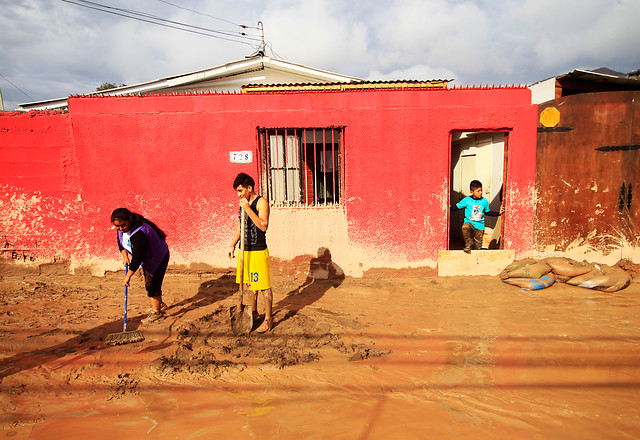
1, 262, 640, 439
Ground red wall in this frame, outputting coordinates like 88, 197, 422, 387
0, 88, 537, 266
0, 111, 85, 256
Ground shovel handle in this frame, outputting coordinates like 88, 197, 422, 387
123, 263, 129, 332
238, 210, 245, 308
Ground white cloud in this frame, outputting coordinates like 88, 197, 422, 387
261, 0, 371, 74
502, 0, 640, 76
367, 64, 457, 81
376, 0, 490, 68
0, 0, 638, 110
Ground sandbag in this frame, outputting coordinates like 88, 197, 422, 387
500, 259, 552, 280
565, 264, 631, 292
544, 257, 593, 278
617, 259, 640, 280
553, 274, 571, 283
502, 273, 556, 290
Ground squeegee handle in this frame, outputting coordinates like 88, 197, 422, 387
123, 263, 128, 332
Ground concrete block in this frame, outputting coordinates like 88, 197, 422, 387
438, 250, 515, 276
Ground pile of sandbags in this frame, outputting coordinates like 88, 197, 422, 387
500, 257, 631, 292
500, 259, 556, 290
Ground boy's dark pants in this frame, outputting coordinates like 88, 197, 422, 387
462, 223, 484, 249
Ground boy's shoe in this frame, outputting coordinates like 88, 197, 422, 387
143, 310, 164, 324
255, 320, 272, 333
463, 246, 471, 254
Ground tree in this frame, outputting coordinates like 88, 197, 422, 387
96, 82, 126, 91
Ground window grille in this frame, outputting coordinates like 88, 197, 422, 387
259, 127, 343, 206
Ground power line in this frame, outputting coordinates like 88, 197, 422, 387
0, 73, 35, 100
265, 42, 284, 60
155, 0, 259, 30
62, 0, 261, 42
60, 0, 262, 47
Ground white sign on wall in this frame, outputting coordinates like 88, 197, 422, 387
229, 151, 253, 163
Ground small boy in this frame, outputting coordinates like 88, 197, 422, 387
452, 180, 505, 253
228, 173, 273, 333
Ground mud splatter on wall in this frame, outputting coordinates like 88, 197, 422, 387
535, 91, 640, 261
1, 88, 537, 275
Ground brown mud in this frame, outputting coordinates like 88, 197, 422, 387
1, 257, 640, 439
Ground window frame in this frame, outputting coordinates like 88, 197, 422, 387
258, 127, 345, 207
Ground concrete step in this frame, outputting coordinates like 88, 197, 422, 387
438, 249, 515, 276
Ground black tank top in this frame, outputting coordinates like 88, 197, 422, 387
239, 195, 267, 251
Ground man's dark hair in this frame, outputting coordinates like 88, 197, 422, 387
233, 172, 255, 190
470, 180, 483, 191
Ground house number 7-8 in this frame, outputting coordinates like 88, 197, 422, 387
230, 151, 253, 163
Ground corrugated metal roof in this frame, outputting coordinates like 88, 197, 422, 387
560, 69, 640, 83
242, 79, 451, 93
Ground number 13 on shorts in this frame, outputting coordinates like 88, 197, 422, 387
251, 272, 259, 282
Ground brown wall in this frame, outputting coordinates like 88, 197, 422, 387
535, 91, 640, 253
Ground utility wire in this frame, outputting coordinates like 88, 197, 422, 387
265, 42, 284, 60
63, 0, 261, 41
0, 73, 35, 100
155, 0, 259, 30
61, 0, 262, 47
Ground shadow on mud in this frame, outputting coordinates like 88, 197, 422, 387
273, 247, 345, 328
138, 272, 237, 353
0, 272, 236, 382
169, 272, 237, 319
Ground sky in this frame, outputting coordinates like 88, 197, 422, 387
1, 0, 639, 111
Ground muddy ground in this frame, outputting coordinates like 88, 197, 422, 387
1, 257, 640, 439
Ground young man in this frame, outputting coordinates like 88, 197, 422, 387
228, 173, 273, 333
452, 180, 505, 253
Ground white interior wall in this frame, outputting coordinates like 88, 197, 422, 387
450, 131, 505, 248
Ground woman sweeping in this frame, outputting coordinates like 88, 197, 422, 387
111, 208, 170, 323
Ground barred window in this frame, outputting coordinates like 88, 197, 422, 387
259, 127, 343, 206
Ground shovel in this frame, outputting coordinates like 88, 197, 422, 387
230, 209, 253, 335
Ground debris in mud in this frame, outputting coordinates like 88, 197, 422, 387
155, 299, 392, 375
5, 383, 27, 397
149, 352, 245, 378
176, 324, 196, 340
264, 346, 321, 368
107, 373, 139, 400
347, 346, 393, 362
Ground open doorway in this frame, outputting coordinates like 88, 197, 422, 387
449, 130, 508, 250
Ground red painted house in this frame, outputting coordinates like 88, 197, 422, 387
0, 84, 537, 275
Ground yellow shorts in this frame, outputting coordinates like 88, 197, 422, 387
236, 248, 271, 291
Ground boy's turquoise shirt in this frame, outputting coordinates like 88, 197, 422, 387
456, 196, 491, 230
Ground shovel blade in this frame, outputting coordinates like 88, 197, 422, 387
230, 305, 253, 335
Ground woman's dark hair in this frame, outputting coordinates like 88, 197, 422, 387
111, 207, 167, 240
111, 207, 134, 224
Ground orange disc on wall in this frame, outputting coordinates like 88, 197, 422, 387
540, 106, 560, 127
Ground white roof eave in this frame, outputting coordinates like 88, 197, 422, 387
18, 56, 363, 110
